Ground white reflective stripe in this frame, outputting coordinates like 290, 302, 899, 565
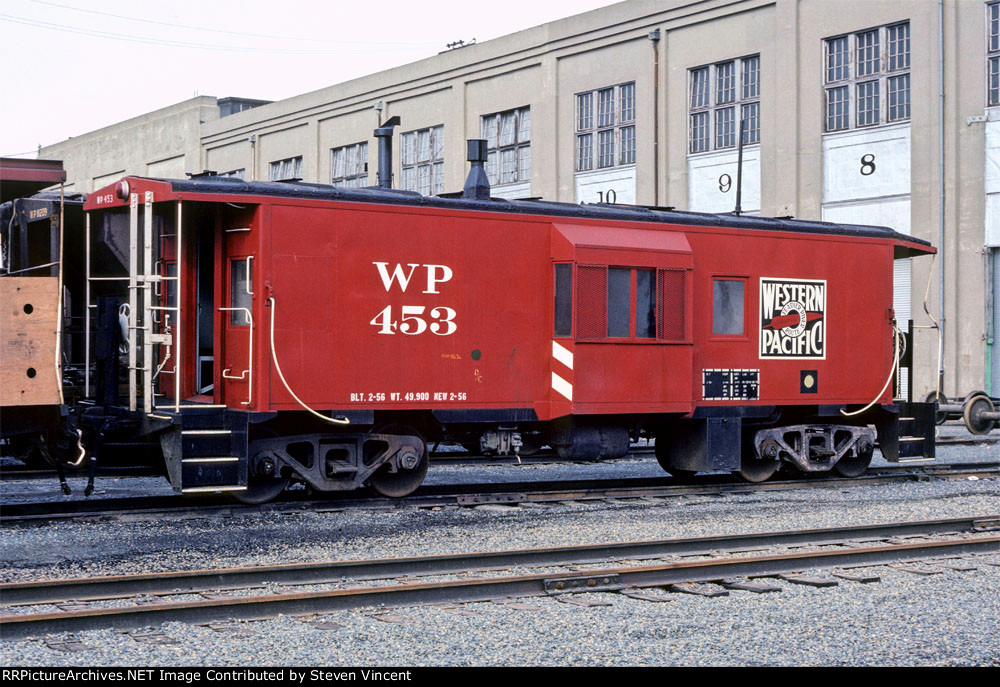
181, 485, 247, 493
551, 371, 573, 401
552, 340, 574, 370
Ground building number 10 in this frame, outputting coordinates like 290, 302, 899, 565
370, 305, 458, 335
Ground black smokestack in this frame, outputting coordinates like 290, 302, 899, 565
373, 116, 400, 189
463, 139, 490, 200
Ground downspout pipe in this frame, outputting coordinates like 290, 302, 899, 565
937, 0, 946, 395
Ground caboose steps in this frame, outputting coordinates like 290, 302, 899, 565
874, 403, 936, 462
157, 406, 249, 494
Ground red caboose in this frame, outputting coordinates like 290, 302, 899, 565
78, 153, 935, 502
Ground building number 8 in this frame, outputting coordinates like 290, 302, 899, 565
860, 154, 876, 176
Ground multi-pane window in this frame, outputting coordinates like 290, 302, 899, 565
331, 142, 368, 188
824, 22, 910, 132
268, 156, 302, 181
990, 2, 1000, 106
576, 82, 636, 171
481, 107, 530, 186
688, 55, 760, 154
401, 126, 444, 196
219, 168, 245, 179
574, 264, 686, 342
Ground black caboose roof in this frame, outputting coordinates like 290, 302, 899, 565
165, 175, 932, 254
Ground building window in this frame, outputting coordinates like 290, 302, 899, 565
331, 142, 368, 188
990, 2, 1000, 106
688, 55, 760, 154
401, 126, 444, 195
576, 82, 636, 171
269, 156, 302, 181
219, 169, 245, 179
482, 107, 530, 186
824, 22, 910, 132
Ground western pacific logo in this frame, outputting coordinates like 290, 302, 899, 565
759, 278, 826, 359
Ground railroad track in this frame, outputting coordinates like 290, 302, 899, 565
2, 515, 997, 641
2, 433, 993, 480
2, 462, 997, 526
0, 465, 161, 482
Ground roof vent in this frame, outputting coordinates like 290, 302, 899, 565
463, 139, 490, 200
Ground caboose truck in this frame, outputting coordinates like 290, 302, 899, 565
61, 138, 936, 504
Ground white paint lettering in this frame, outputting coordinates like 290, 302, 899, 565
423, 264, 453, 294
373, 262, 420, 292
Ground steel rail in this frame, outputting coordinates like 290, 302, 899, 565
2, 515, 997, 607
3, 463, 998, 526
1, 533, 997, 641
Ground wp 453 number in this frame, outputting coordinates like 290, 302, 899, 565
370, 305, 457, 336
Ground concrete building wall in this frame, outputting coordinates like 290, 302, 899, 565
37, 0, 996, 401
41, 97, 219, 193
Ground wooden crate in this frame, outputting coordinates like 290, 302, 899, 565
1, 277, 60, 407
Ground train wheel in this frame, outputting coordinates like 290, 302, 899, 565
653, 439, 697, 479
369, 426, 429, 498
834, 443, 874, 478
518, 435, 544, 456
232, 475, 290, 505
232, 429, 289, 504
737, 438, 779, 483
963, 394, 997, 435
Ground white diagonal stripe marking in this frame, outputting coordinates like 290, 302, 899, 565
552, 340, 574, 370
551, 371, 573, 401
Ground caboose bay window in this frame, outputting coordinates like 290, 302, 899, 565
574, 265, 684, 342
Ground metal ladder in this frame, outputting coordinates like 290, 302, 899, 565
85, 191, 183, 413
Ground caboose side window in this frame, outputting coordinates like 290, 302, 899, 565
554, 264, 573, 337
712, 278, 745, 335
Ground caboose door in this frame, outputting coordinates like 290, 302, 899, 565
220, 226, 254, 408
